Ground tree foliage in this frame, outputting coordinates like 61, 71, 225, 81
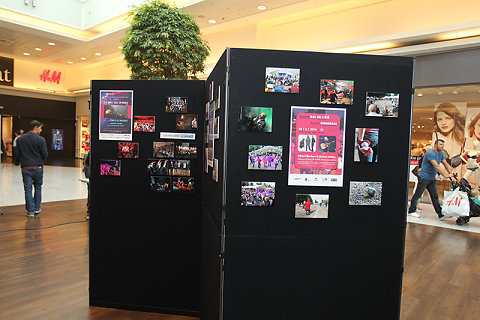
121, 0, 209, 80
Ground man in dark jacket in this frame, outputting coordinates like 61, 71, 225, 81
15, 120, 48, 217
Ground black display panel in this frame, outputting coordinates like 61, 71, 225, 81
89, 80, 204, 315
216, 48, 414, 319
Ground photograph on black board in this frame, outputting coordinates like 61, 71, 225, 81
320, 79, 354, 105
176, 114, 198, 130
133, 116, 155, 132
366, 92, 399, 118
51, 129, 64, 150
354, 128, 379, 162
349, 181, 382, 206
238, 106, 273, 132
241, 181, 275, 206
100, 159, 121, 176
149, 176, 171, 192
166, 96, 188, 113
153, 141, 174, 158
248, 145, 283, 170
176, 142, 197, 158
169, 159, 191, 176
172, 177, 195, 192
147, 159, 170, 176
265, 67, 300, 93
295, 194, 329, 218
212, 158, 218, 182
213, 116, 219, 139
117, 142, 139, 159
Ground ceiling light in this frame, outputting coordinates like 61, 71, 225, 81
437, 90, 443, 95
208, 19, 216, 24
67, 61, 73, 64
35, 47, 41, 51
417, 92, 423, 97
23, 52, 30, 55
80, 57, 86, 60
257, 5, 266, 10
452, 88, 458, 94
95, 53, 102, 56
327, 42, 395, 54
118, 46, 122, 49
441, 27, 480, 41
48, 42, 55, 46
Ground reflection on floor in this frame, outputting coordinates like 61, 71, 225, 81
0, 162, 87, 207
407, 200, 480, 234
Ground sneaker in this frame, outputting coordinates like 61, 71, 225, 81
35, 209, 42, 215
415, 209, 422, 213
26, 212, 34, 218
408, 211, 420, 218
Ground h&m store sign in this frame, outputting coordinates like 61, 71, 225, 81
0, 56, 14, 87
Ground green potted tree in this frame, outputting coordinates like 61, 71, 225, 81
122, 0, 209, 80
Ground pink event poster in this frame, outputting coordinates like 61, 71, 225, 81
99, 90, 134, 141
288, 106, 346, 187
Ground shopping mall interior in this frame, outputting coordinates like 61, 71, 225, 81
1, 0, 480, 319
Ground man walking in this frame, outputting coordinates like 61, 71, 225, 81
14, 120, 48, 218
408, 139, 452, 219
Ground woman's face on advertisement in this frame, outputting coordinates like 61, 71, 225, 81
474, 120, 480, 140
436, 111, 455, 134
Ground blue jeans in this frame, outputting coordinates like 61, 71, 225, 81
408, 177, 442, 216
358, 130, 379, 162
22, 167, 43, 213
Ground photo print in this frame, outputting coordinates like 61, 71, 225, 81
213, 116, 219, 139
212, 159, 218, 182
238, 106, 273, 132
175, 142, 197, 158
117, 142, 139, 159
248, 145, 283, 170
169, 159, 191, 176
100, 159, 121, 176
320, 79, 354, 105
349, 181, 382, 206
153, 141, 174, 158
166, 96, 188, 113
209, 81, 214, 102
133, 116, 155, 132
173, 177, 195, 192
241, 181, 275, 207
265, 67, 300, 94
295, 194, 329, 219
149, 176, 171, 192
176, 114, 198, 130
366, 92, 400, 118
216, 86, 221, 110
354, 128, 379, 162
147, 159, 170, 176
288, 106, 346, 187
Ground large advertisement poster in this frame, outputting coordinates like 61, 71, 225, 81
288, 106, 346, 187
99, 90, 134, 141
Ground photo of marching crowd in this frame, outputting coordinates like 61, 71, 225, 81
133, 116, 155, 132
100, 159, 121, 176
241, 181, 275, 206
248, 145, 283, 170
320, 79, 354, 105
172, 177, 195, 193
176, 143, 197, 158
265, 67, 300, 94
153, 141, 174, 158
365, 92, 399, 118
166, 96, 188, 113
117, 142, 139, 159
149, 176, 171, 192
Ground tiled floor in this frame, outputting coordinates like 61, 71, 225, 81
0, 162, 87, 207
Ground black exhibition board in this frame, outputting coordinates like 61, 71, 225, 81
212, 48, 414, 319
89, 80, 204, 315
201, 51, 227, 320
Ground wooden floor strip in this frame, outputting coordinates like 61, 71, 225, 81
1, 199, 479, 319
